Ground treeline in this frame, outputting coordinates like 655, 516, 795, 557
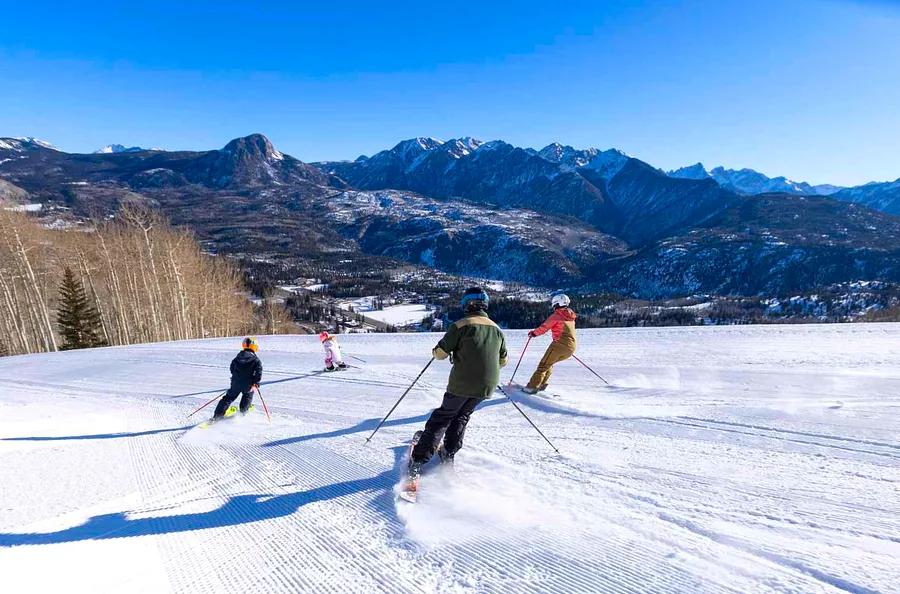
0, 207, 292, 357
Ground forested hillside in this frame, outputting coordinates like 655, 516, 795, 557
0, 207, 292, 356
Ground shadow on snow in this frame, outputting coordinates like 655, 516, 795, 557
2, 426, 194, 442
0, 445, 410, 548
262, 397, 506, 448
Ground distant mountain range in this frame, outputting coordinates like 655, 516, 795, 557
317, 138, 730, 244
667, 162, 899, 217
2, 133, 899, 298
94, 144, 159, 154
667, 163, 843, 196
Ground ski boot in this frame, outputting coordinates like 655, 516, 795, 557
437, 444, 455, 466
337, 362, 348, 371
538, 384, 548, 392
522, 386, 538, 394
400, 461, 422, 503
324, 365, 336, 372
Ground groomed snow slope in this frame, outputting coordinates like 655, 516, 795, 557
1, 325, 898, 593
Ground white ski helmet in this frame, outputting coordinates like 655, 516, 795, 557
551, 293, 570, 308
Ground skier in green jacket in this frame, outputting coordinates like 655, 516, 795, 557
407, 287, 508, 482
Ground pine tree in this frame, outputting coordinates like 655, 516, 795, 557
57, 267, 107, 350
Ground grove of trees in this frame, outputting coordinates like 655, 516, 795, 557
0, 206, 292, 356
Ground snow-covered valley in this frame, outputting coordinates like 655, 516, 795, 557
1, 325, 898, 593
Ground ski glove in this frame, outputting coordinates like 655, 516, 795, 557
527, 331, 537, 338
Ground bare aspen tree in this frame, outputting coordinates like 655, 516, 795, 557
75, 247, 112, 346
0, 206, 293, 355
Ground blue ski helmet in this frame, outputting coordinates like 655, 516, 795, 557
460, 287, 489, 311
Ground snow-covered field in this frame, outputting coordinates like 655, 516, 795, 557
1, 324, 898, 593
339, 297, 436, 326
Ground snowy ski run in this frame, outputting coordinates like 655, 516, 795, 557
1, 325, 898, 593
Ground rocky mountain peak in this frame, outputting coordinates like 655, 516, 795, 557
222, 133, 283, 162
538, 142, 571, 163
668, 163, 711, 180
391, 137, 443, 160
537, 143, 607, 170
444, 137, 484, 158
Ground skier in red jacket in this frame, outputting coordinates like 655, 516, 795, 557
523, 294, 577, 394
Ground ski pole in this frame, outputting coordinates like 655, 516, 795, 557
349, 354, 367, 364
572, 354, 610, 385
187, 391, 226, 418
496, 384, 560, 454
255, 385, 272, 423
365, 357, 434, 444
508, 335, 532, 386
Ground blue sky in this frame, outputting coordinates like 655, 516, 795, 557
1, 0, 898, 185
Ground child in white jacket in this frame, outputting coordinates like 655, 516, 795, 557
319, 331, 347, 371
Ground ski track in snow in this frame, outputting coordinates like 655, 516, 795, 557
1, 324, 898, 593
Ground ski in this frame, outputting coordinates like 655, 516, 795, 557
398, 430, 423, 503
197, 404, 253, 429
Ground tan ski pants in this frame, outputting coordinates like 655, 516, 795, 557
526, 341, 575, 389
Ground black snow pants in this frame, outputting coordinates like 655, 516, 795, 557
411, 392, 481, 464
213, 381, 255, 418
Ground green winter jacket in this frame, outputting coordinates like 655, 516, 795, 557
433, 311, 508, 399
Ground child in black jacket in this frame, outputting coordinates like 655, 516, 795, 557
212, 337, 263, 420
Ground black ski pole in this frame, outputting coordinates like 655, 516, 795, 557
365, 357, 435, 444
496, 384, 560, 454
572, 354, 610, 385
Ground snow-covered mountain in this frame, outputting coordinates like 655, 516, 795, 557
535, 143, 630, 177
832, 178, 900, 216
0, 137, 58, 152
4, 132, 900, 298
2, 327, 898, 593
668, 163, 843, 196
94, 144, 152, 154
319, 137, 724, 244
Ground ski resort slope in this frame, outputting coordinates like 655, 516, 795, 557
1, 325, 898, 594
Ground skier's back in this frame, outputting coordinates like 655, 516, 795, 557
212, 337, 263, 420
523, 294, 576, 394
408, 287, 508, 479
319, 331, 347, 371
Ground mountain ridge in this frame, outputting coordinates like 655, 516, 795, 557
668, 162, 843, 196
2, 132, 899, 298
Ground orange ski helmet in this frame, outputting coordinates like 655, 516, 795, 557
242, 337, 259, 352
318, 331, 330, 343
